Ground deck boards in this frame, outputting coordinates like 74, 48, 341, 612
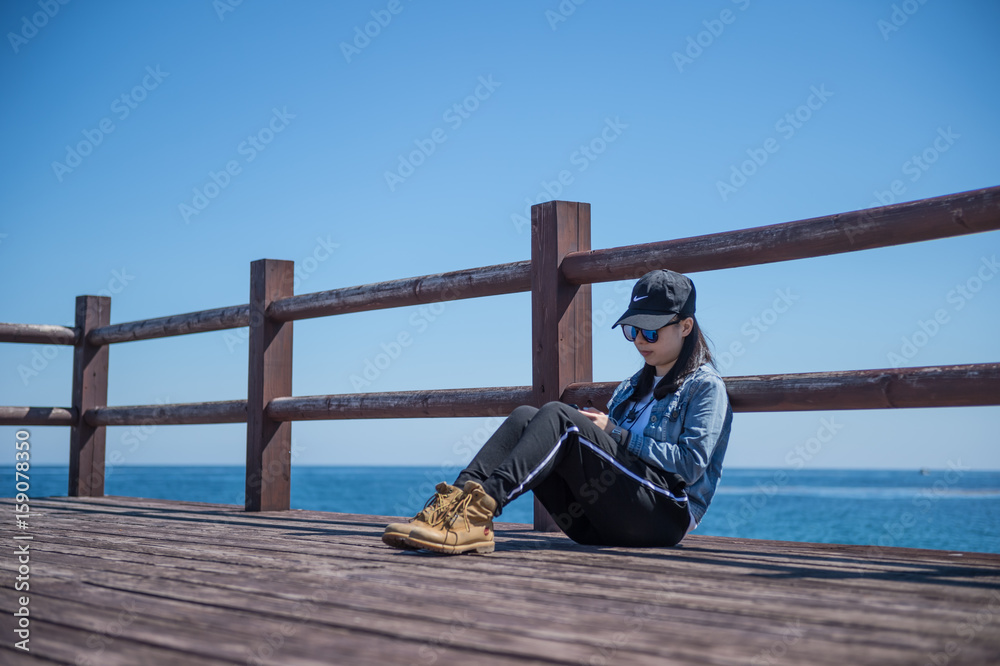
2, 496, 999, 665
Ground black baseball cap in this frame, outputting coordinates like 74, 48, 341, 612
612, 269, 696, 330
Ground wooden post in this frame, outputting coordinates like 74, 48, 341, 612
246, 259, 294, 511
68, 296, 110, 496
530, 201, 593, 531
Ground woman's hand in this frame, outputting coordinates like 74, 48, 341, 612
579, 407, 613, 433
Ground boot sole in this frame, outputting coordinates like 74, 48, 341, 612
402, 535, 495, 555
382, 533, 421, 550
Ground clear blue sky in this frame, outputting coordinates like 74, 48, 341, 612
2, 0, 998, 472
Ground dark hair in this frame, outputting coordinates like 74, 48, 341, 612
634, 316, 715, 400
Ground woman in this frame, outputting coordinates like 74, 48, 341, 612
382, 269, 732, 554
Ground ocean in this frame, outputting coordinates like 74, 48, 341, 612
7, 466, 1000, 554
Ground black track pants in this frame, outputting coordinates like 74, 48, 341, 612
453, 402, 691, 547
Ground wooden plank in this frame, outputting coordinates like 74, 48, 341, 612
20, 495, 1000, 594
8, 496, 1000, 666
13, 537, 996, 657
87, 304, 249, 345
266, 387, 531, 421
68, 295, 110, 497
21, 532, 993, 644
530, 201, 593, 531
0, 322, 77, 345
13, 584, 544, 666
0, 609, 250, 666
4, 553, 892, 666
0, 405, 76, 426
28, 583, 634, 665
13, 500, 1000, 624
23, 494, 998, 566
0, 647, 64, 665
86, 400, 246, 426
246, 259, 294, 511
27, 495, 1000, 587
562, 362, 1000, 412
560, 184, 1000, 284
267, 260, 532, 322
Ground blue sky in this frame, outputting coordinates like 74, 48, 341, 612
1, 0, 998, 473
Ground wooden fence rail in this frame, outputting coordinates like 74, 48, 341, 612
0, 406, 77, 426
561, 186, 1000, 283
268, 261, 532, 322
85, 400, 247, 427
88, 304, 250, 346
0, 323, 77, 345
5, 363, 996, 428
2, 185, 998, 528
565, 362, 1000, 413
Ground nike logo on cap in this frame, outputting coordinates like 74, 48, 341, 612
632, 295, 649, 302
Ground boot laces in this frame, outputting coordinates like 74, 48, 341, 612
443, 493, 476, 533
415, 488, 454, 526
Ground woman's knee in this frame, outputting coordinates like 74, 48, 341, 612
508, 405, 538, 426
540, 401, 574, 417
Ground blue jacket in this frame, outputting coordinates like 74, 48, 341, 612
606, 362, 732, 525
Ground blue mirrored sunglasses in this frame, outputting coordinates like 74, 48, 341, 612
622, 320, 681, 343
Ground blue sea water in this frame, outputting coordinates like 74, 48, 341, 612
6, 466, 1000, 554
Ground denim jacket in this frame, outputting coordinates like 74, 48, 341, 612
606, 362, 732, 525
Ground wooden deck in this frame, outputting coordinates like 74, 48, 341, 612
3, 497, 999, 665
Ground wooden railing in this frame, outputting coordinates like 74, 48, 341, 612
3, 188, 1000, 529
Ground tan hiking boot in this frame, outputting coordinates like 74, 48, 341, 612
403, 481, 497, 555
382, 482, 464, 550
